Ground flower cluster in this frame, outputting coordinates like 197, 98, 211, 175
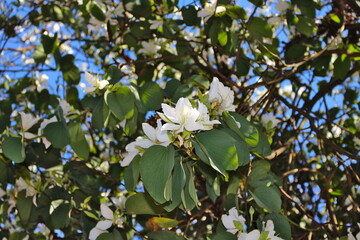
222, 207, 284, 240
121, 77, 236, 166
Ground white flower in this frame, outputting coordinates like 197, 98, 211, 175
208, 77, 236, 114
138, 41, 161, 55
275, 0, 290, 13
238, 230, 260, 240
197, 0, 226, 22
19, 112, 40, 139
262, 220, 283, 240
159, 98, 213, 133
16, 177, 36, 197
121, 120, 171, 167
58, 98, 80, 116
89, 203, 123, 240
149, 19, 163, 30
261, 113, 280, 127
83, 72, 109, 93
197, 102, 221, 130
34, 71, 49, 92
221, 207, 246, 235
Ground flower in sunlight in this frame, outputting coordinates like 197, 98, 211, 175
83, 72, 109, 93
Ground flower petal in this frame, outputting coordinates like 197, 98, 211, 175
100, 204, 114, 220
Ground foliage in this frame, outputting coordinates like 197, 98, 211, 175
0, 0, 359, 239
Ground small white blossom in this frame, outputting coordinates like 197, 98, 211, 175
149, 19, 163, 30
197, 0, 226, 22
238, 230, 260, 240
34, 72, 49, 92
221, 207, 246, 235
138, 41, 161, 55
159, 97, 219, 134
275, 0, 290, 13
19, 112, 40, 139
261, 113, 281, 127
121, 120, 171, 167
208, 77, 236, 114
89, 203, 123, 240
16, 177, 36, 198
83, 72, 109, 93
263, 220, 284, 240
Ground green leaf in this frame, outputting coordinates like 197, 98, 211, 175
180, 162, 197, 211
125, 192, 165, 215
68, 122, 89, 159
124, 155, 141, 191
329, 13, 341, 24
236, 57, 250, 76
295, 16, 315, 36
218, 31, 228, 46
60, 55, 80, 85
194, 129, 240, 175
226, 6, 247, 20
334, 54, 351, 80
263, 213, 292, 240
189, 75, 210, 89
44, 122, 70, 149
92, 98, 110, 129
33, 44, 47, 64
16, 191, 33, 226
223, 112, 259, 148
211, 231, 237, 240
97, 230, 124, 240
250, 186, 281, 212
182, 6, 200, 26
163, 156, 186, 212
41, 34, 57, 54
209, 19, 221, 45
139, 82, 164, 111
105, 87, 135, 121
2, 136, 25, 163
248, 17, 272, 40
90, 3, 106, 22
106, 66, 122, 84
140, 145, 175, 204
50, 201, 71, 229
249, 160, 271, 180
148, 231, 184, 240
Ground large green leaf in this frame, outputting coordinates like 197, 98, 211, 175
182, 6, 200, 26
2, 136, 25, 163
43, 122, 70, 149
223, 112, 259, 148
92, 98, 111, 129
248, 17, 272, 40
68, 122, 89, 159
60, 55, 80, 85
105, 87, 135, 121
97, 230, 123, 240
250, 186, 281, 212
89, 3, 106, 21
16, 191, 33, 226
334, 54, 350, 80
124, 155, 141, 191
180, 162, 197, 211
148, 231, 184, 240
50, 200, 71, 229
194, 129, 244, 175
125, 192, 165, 215
139, 82, 164, 111
140, 145, 175, 204
163, 156, 186, 212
